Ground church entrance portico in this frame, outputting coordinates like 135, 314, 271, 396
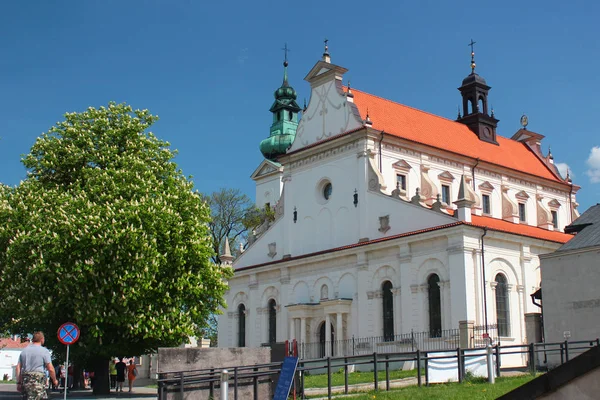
287, 298, 351, 358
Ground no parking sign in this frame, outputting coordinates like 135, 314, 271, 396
57, 322, 80, 345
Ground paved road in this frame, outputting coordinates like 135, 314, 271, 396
0, 384, 157, 400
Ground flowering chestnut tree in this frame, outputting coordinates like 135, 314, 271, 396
0, 103, 232, 393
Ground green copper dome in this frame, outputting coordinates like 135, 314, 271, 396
260, 60, 301, 161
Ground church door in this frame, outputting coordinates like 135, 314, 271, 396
318, 322, 335, 358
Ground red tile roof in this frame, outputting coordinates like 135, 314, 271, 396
0, 338, 30, 349
236, 217, 572, 271
469, 215, 573, 244
350, 88, 565, 184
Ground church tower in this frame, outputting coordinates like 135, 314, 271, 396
259, 46, 302, 160
456, 40, 499, 145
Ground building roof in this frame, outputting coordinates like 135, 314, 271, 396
558, 204, 600, 252
236, 217, 572, 272
350, 88, 564, 184
469, 215, 573, 244
0, 338, 30, 349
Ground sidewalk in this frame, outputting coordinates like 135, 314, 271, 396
0, 382, 158, 400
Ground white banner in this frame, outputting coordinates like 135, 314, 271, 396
426, 349, 496, 383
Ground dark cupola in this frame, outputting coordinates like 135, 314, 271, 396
456, 40, 499, 145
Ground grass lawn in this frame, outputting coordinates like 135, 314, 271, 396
0, 380, 16, 384
303, 369, 418, 389
345, 375, 535, 399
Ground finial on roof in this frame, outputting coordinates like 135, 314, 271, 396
547, 146, 554, 163
347, 80, 354, 98
220, 237, 234, 265
280, 43, 290, 86
468, 39, 477, 73
364, 108, 372, 127
566, 169, 572, 182
491, 106, 495, 118
457, 106, 462, 119
520, 113, 529, 129
303, 98, 307, 112
323, 38, 330, 62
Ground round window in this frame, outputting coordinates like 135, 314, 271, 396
323, 183, 333, 200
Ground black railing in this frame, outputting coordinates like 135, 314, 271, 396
471, 323, 499, 347
297, 328, 460, 360
157, 338, 600, 400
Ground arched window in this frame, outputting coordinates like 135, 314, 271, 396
428, 274, 442, 338
277, 111, 281, 121
268, 299, 277, 343
495, 274, 510, 337
238, 304, 246, 347
320, 284, 329, 300
478, 97, 484, 113
382, 281, 394, 341
468, 99, 475, 115
288, 111, 293, 121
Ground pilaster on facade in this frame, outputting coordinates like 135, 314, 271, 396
536, 194, 554, 230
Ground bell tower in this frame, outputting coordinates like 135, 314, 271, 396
456, 40, 499, 145
259, 44, 302, 160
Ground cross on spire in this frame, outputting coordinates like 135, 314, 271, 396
282, 43, 290, 65
324, 38, 329, 54
468, 39, 476, 73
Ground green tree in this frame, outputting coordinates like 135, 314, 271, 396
0, 103, 232, 394
203, 188, 255, 263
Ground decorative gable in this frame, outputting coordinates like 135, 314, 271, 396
479, 181, 495, 193
392, 159, 412, 172
515, 190, 530, 201
548, 199, 562, 209
251, 159, 283, 180
438, 171, 455, 183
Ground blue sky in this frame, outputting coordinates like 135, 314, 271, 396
1, 0, 599, 212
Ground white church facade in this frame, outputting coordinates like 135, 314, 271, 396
217, 44, 577, 362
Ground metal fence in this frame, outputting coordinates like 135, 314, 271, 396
298, 328, 460, 360
471, 323, 499, 347
157, 339, 600, 400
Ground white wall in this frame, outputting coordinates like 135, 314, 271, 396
0, 349, 21, 380
542, 247, 600, 345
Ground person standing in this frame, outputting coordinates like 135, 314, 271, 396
15, 332, 58, 400
109, 359, 117, 389
114, 357, 126, 392
127, 359, 137, 393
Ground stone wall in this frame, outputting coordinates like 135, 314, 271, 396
158, 347, 272, 400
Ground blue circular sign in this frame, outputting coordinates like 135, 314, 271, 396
57, 322, 80, 345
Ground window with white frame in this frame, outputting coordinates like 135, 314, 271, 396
495, 274, 510, 337
482, 194, 491, 214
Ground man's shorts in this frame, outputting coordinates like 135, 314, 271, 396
22, 371, 48, 400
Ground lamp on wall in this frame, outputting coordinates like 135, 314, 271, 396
293, 206, 297, 223
353, 189, 358, 207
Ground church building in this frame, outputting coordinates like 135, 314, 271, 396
217, 42, 578, 363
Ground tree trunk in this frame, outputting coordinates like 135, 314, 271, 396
92, 357, 110, 395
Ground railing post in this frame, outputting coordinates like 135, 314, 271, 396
411, 329, 415, 352
486, 345, 495, 384
564, 340, 569, 362
352, 336, 355, 356
373, 352, 379, 391
220, 369, 229, 400
327, 357, 332, 400
559, 343, 564, 365
344, 357, 349, 394
457, 348, 462, 383
495, 344, 501, 378
425, 352, 429, 387
529, 343, 536, 375
300, 363, 305, 400
209, 368, 214, 399
385, 354, 390, 391
253, 367, 258, 400
416, 350, 422, 387
179, 372, 184, 399
233, 367, 238, 400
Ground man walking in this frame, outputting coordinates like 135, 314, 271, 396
16, 332, 58, 400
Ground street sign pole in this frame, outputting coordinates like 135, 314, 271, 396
57, 322, 80, 400
64, 344, 70, 400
